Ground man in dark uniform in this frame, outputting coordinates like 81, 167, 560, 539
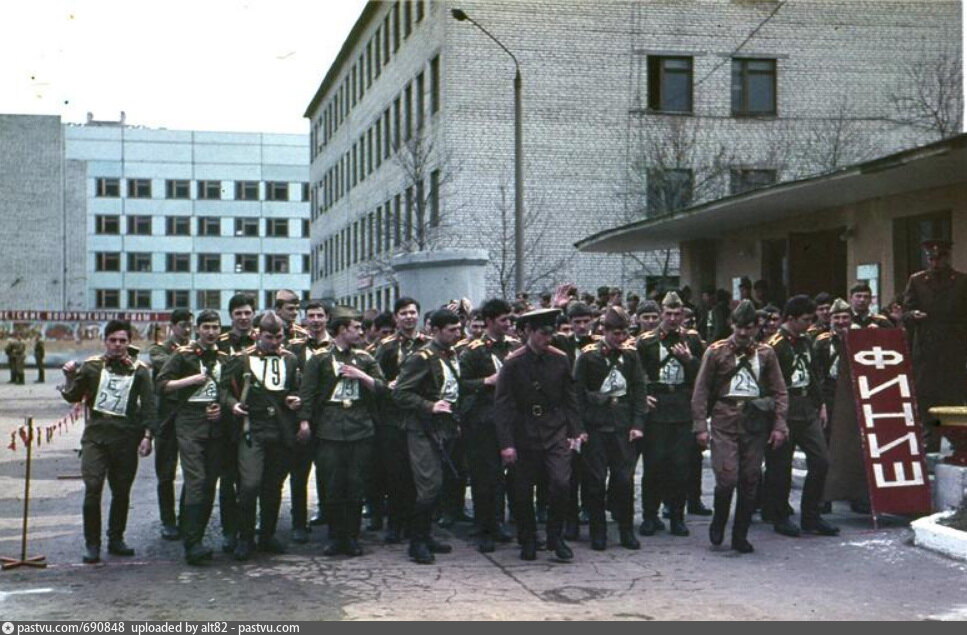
298, 306, 386, 557
5, 334, 26, 384
574, 306, 645, 550
392, 309, 463, 564
459, 298, 521, 552
61, 320, 156, 563
692, 301, 788, 553
373, 297, 427, 543
496, 308, 583, 562
636, 291, 707, 537
215, 294, 257, 553
903, 238, 967, 452
156, 310, 229, 564
848, 281, 893, 329
764, 295, 839, 537
33, 336, 45, 383
808, 292, 833, 341
814, 298, 851, 442
637, 300, 661, 335
757, 305, 782, 342
286, 301, 332, 544
220, 311, 301, 560
147, 308, 193, 541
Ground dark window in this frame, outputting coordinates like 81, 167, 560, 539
96, 289, 120, 309
393, 97, 401, 149
198, 217, 221, 236
302, 182, 310, 202
404, 0, 412, 37
430, 169, 440, 226
730, 169, 777, 195
265, 254, 289, 273
127, 252, 152, 272
127, 178, 152, 198
416, 72, 425, 130
235, 181, 259, 200
383, 14, 391, 63
430, 55, 440, 114
647, 168, 693, 215
128, 290, 151, 309
165, 253, 190, 272
374, 28, 382, 77
266, 181, 289, 201
196, 290, 221, 310
392, 2, 401, 51
303, 254, 310, 273
732, 58, 777, 116
197, 253, 221, 273
235, 217, 259, 237
416, 0, 424, 22
127, 215, 152, 235
351, 64, 357, 107
95, 252, 120, 272
166, 216, 190, 236
375, 123, 383, 168
166, 290, 189, 309
404, 83, 413, 141
198, 180, 222, 200
235, 254, 258, 273
264, 291, 275, 311
266, 218, 289, 237
366, 42, 372, 87
95, 215, 120, 235
383, 109, 392, 158
302, 219, 310, 238
165, 179, 191, 199
647, 56, 693, 113
96, 177, 120, 197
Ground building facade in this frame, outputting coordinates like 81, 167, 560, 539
305, 0, 960, 307
64, 118, 310, 318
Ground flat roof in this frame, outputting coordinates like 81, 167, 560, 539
576, 133, 967, 253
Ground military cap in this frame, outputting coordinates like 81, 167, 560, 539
566, 301, 593, 319
731, 300, 758, 327
602, 306, 630, 330
661, 290, 683, 308
329, 305, 362, 322
922, 238, 952, 256
829, 297, 850, 315
518, 308, 561, 331
638, 300, 660, 316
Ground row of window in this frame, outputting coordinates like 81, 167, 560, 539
95, 289, 309, 311
93, 215, 309, 237
312, 56, 440, 219
93, 252, 309, 274
647, 56, 777, 116
646, 167, 777, 214
95, 178, 309, 202
312, 1, 427, 157
311, 171, 440, 282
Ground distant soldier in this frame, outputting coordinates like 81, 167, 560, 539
147, 308, 193, 541
33, 336, 45, 383
274, 289, 309, 344
848, 281, 893, 329
60, 320, 156, 563
5, 334, 26, 384
692, 301, 788, 554
757, 305, 782, 342
808, 292, 834, 342
813, 298, 852, 440
637, 300, 661, 335
903, 238, 967, 452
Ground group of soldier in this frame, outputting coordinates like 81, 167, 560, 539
55, 237, 966, 565
4, 334, 44, 384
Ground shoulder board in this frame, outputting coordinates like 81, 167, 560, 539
505, 346, 527, 360
547, 345, 567, 357
591, 334, 603, 341
708, 340, 730, 351
379, 333, 399, 345
766, 333, 784, 347
467, 339, 487, 350
816, 331, 833, 341
84, 354, 102, 362
217, 332, 231, 341
637, 331, 659, 343
353, 348, 376, 360
134, 360, 151, 371
291, 324, 308, 333
506, 335, 521, 344
686, 329, 700, 336
755, 342, 772, 352
874, 314, 891, 322
581, 342, 598, 353
175, 345, 195, 353
242, 345, 257, 354
455, 337, 471, 347
621, 342, 637, 351
288, 338, 307, 345
414, 349, 432, 360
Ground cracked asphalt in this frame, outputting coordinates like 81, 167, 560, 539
1, 376, 966, 621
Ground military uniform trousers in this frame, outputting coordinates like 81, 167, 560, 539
237, 432, 291, 542
641, 421, 693, 517
219, 438, 239, 539
288, 436, 317, 531
464, 420, 504, 535
511, 442, 572, 543
316, 438, 373, 541
407, 427, 454, 543
763, 417, 829, 524
376, 423, 416, 532
177, 430, 223, 546
583, 429, 637, 536
80, 431, 141, 547
709, 417, 769, 539
154, 424, 180, 528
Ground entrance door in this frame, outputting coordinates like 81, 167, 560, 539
788, 228, 848, 298
761, 238, 788, 305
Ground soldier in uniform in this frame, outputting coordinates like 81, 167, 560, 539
364, 311, 396, 352
692, 301, 788, 553
903, 238, 967, 452
637, 300, 661, 335
147, 308, 193, 541
393, 309, 463, 564
813, 298, 851, 443
757, 305, 782, 342
286, 301, 332, 544
5, 333, 26, 384
298, 306, 386, 557
60, 320, 156, 563
808, 292, 833, 342
33, 336, 45, 383
636, 292, 706, 538
156, 310, 229, 564
848, 281, 893, 329
704, 290, 733, 344
220, 311, 301, 560
459, 298, 521, 552
373, 297, 428, 543
764, 295, 839, 537
495, 308, 583, 562
274, 289, 309, 344
574, 306, 646, 550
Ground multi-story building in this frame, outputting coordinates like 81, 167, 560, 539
304, 0, 960, 307
64, 116, 311, 318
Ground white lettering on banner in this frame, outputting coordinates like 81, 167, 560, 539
873, 461, 925, 488
868, 432, 920, 458
858, 374, 911, 400
861, 402, 915, 429
853, 346, 903, 369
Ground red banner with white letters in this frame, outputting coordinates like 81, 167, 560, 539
844, 328, 932, 515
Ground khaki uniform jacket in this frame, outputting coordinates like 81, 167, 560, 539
60, 355, 157, 441
220, 346, 300, 445
573, 341, 647, 433
392, 340, 459, 436
298, 344, 386, 441
458, 334, 521, 424
156, 343, 230, 439
636, 327, 705, 423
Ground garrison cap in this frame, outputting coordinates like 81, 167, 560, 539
638, 300, 660, 315
829, 298, 850, 315
329, 305, 362, 322
602, 306, 630, 330
661, 291, 683, 308
731, 300, 758, 327
518, 308, 561, 331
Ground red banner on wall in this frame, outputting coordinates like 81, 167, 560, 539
844, 328, 932, 515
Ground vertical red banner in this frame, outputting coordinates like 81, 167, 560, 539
844, 329, 932, 515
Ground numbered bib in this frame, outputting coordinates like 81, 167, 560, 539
598, 366, 628, 398
726, 355, 761, 399
828, 352, 839, 380
329, 357, 361, 403
248, 355, 287, 391
439, 359, 460, 404
657, 342, 685, 385
789, 351, 811, 389
491, 353, 504, 374
93, 368, 135, 416
188, 360, 221, 403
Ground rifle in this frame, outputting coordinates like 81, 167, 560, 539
239, 371, 253, 447
418, 408, 460, 479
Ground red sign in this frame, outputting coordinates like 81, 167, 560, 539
844, 328, 932, 515
0, 310, 171, 322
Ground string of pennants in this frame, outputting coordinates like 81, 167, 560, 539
6, 403, 83, 453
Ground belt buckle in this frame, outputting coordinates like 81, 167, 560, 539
531, 405, 544, 417
342, 399, 353, 409
266, 406, 276, 417
609, 397, 619, 406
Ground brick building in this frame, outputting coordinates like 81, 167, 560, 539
305, 0, 960, 307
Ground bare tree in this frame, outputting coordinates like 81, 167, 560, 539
888, 46, 963, 141
795, 94, 882, 176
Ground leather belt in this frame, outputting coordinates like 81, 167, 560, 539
648, 383, 689, 394
788, 387, 809, 397
718, 397, 754, 407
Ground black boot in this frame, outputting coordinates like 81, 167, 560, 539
323, 505, 344, 556
589, 511, 607, 551
344, 503, 364, 557
618, 525, 640, 550
183, 505, 213, 565
731, 494, 755, 554
709, 488, 733, 547
669, 506, 690, 537
83, 544, 101, 564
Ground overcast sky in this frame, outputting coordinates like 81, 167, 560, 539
1, 1, 965, 135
